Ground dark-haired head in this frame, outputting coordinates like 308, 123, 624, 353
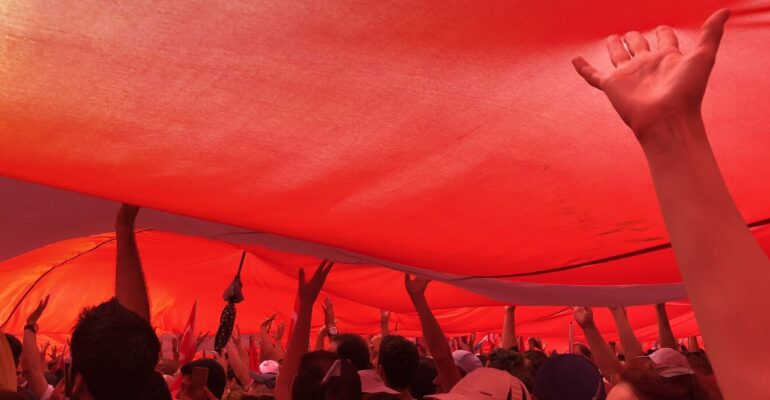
180, 358, 227, 399
616, 357, 722, 400
70, 298, 160, 400
409, 356, 437, 399
292, 351, 361, 400
330, 334, 372, 371
377, 335, 419, 391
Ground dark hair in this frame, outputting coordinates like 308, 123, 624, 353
574, 343, 593, 360
142, 371, 173, 400
0, 390, 26, 400
180, 359, 227, 399
70, 298, 160, 400
332, 334, 371, 371
378, 335, 419, 391
523, 349, 547, 377
534, 354, 606, 400
292, 351, 361, 400
3, 334, 21, 367
488, 348, 533, 392
409, 356, 437, 399
362, 394, 400, 400
621, 358, 722, 400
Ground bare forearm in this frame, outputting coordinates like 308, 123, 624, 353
22, 331, 48, 397
609, 308, 642, 358
655, 304, 678, 350
314, 332, 325, 351
276, 304, 312, 400
412, 296, 461, 392
641, 112, 770, 389
115, 225, 151, 321
260, 330, 275, 362
501, 306, 517, 349
227, 342, 253, 386
579, 323, 622, 385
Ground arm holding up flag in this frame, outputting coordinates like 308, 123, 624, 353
275, 260, 334, 400
405, 274, 462, 392
21, 295, 53, 399
115, 204, 151, 321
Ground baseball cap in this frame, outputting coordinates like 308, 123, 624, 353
259, 360, 280, 374
649, 348, 693, 378
452, 350, 483, 375
426, 368, 530, 400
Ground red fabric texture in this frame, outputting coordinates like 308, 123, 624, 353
2, 0, 770, 344
0, 231, 698, 348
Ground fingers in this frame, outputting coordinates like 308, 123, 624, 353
607, 35, 631, 67
571, 57, 604, 90
698, 8, 730, 55
655, 26, 679, 50
623, 31, 650, 56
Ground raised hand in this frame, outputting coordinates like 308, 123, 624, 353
380, 310, 390, 336
405, 274, 431, 300
572, 9, 730, 135
27, 295, 50, 325
232, 324, 243, 346
298, 260, 334, 305
322, 297, 336, 328
261, 313, 277, 333
572, 306, 595, 328
275, 321, 286, 341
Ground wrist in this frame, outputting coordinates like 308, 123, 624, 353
637, 110, 707, 155
24, 323, 39, 333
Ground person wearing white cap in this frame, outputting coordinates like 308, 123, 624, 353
452, 350, 483, 376
426, 368, 531, 400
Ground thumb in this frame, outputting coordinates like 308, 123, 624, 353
698, 9, 730, 55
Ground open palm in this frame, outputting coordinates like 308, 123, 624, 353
573, 9, 730, 135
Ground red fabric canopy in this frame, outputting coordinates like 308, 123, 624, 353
1, 0, 769, 343
0, 230, 698, 350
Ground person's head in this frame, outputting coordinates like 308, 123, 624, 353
425, 368, 531, 400
70, 298, 161, 400
3, 334, 21, 368
292, 351, 361, 400
487, 348, 532, 393
573, 343, 593, 361
330, 334, 371, 371
409, 357, 438, 399
608, 356, 722, 400
144, 371, 174, 400
487, 348, 517, 374
452, 350, 482, 377
523, 350, 547, 378
377, 335, 419, 391
533, 354, 606, 400
179, 359, 227, 400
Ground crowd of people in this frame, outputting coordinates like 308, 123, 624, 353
1, 8, 765, 400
